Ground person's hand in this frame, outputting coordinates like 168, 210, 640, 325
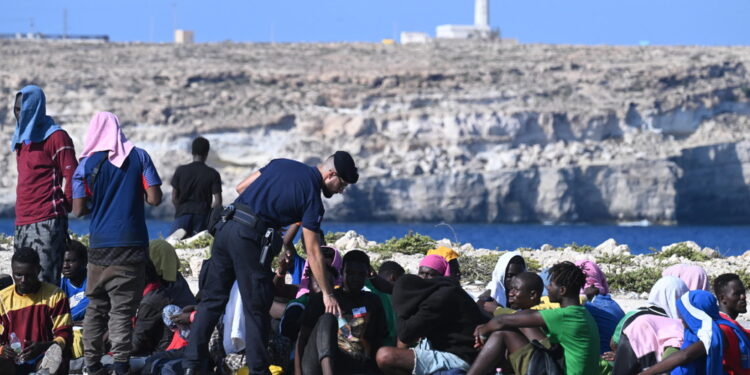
0, 344, 16, 361
601, 351, 615, 361
277, 251, 293, 275
171, 312, 193, 326
323, 293, 342, 316
482, 300, 499, 314
473, 320, 501, 345
19, 341, 52, 363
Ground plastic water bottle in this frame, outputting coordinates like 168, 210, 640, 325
337, 317, 353, 339
9, 332, 22, 354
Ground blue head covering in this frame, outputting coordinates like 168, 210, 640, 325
672, 290, 750, 375
11, 85, 61, 150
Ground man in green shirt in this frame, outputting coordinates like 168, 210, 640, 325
468, 261, 602, 375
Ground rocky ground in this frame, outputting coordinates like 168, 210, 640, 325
1, 41, 750, 223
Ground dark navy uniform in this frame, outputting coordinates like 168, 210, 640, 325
183, 159, 325, 374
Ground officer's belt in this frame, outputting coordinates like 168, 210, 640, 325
230, 203, 268, 232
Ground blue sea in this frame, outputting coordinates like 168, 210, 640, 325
2, 218, 748, 256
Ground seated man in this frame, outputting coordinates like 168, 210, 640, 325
376, 274, 489, 374
478, 251, 526, 314
59, 239, 88, 361
60, 239, 88, 323
0, 247, 73, 375
377, 261, 406, 286
366, 261, 406, 347
468, 261, 602, 375
714, 273, 750, 375
296, 250, 387, 375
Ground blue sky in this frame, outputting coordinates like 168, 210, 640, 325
1, 1, 749, 45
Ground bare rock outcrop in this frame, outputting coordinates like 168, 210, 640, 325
1, 41, 750, 223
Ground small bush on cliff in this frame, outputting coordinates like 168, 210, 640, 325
369, 233, 436, 256
606, 267, 663, 293
653, 243, 709, 262
325, 231, 346, 244
596, 254, 635, 267
565, 242, 593, 253
460, 253, 502, 284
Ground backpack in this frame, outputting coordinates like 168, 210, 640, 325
526, 339, 565, 375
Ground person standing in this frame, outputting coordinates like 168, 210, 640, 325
183, 151, 359, 375
170, 136, 222, 238
12, 85, 78, 285
71, 112, 163, 375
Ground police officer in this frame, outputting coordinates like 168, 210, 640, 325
183, 151, 359, 375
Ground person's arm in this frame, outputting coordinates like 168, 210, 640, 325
72, 198, 90, 217
638, 341, 705, 375
294, 326, 310, 375
146, 185, 162, 206
171, 187, 180, 206
303, 227, 341, 316
284, 223, 301, 254
131, 299, 162, 355
52, 132, 78, 212
71, 160, 91, 217
236, 171, 260, 194
211, 192, 222, 208
475, 309, 546, 340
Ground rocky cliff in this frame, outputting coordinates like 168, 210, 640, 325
1, 40, 750, 224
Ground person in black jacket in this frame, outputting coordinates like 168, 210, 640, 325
376, 274, 489, 375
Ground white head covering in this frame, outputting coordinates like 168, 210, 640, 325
648, 276, 689, 319
487, 251, 526, 307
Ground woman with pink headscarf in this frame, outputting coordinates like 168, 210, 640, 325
662, 264, 709, 291
417, 254, 451, 279
575, 259, 625, 354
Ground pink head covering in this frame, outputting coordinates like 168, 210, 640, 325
574, 260, 609, 295
662, 264, 709, 291
295, 246, 343, 298
419, 254, 450, 276
623, 315, 684, 361
80, 112, 135, 168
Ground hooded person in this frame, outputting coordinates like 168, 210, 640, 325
610, 276, 689, 350
639, 290, 750, 375
612, 314, 684, 375
484, 251, 526, 308
575, 260, 625, 354
72, 112, 163, 375
295, 246, 343, 298
376, 274, 489, 375
662, 264, 709, 291
12, 85, 78, 285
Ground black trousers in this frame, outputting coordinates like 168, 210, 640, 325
301, 313, 377, 375
183, 219, 275, 374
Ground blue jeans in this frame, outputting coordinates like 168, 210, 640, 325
172, 214, 208, 238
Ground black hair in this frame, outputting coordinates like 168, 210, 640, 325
342, 249, 370, 269
66, 239, 88, 262
508, 256, 526, 267
12, 247, 40, 267
548, 261, 586, 297
192, 136, 210, 156
378, 261, 406, 279
714, 273, 742, 296
321, 246, 335, 259
515, 272, 544, 296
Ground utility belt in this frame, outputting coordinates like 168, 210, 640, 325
211, 203, 282, 269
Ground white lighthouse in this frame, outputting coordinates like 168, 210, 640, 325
475, 0, 489, 28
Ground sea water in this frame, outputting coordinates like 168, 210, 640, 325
1, 218, 748, 256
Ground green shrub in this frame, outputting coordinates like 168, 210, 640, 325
595, 254, 635, 267
325, 231, 346, 244
606, 267, 663, 293
565, 242, 593, 253
525, 258, 542, 272
368, 233, 437, 256
653, 243, 709, 262
459, 252, 502, 284
174, 235, 213, 249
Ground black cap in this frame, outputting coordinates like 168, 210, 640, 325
333, 151, 359, 184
